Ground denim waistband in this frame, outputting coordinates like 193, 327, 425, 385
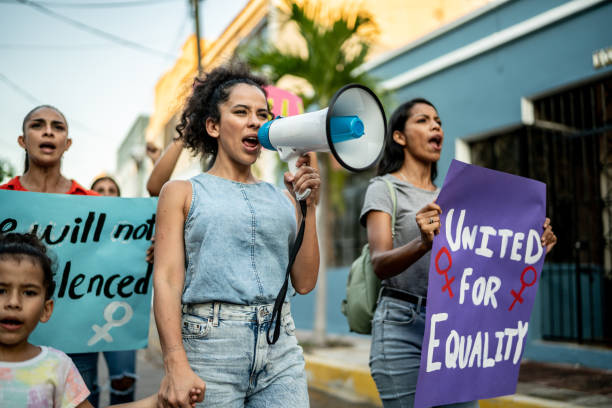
380, 288, 426, 314
182, 302, 291, 325
381, 287, 426, 308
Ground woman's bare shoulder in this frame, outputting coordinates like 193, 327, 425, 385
158, 179, 192, 210
160, 179, 191, 195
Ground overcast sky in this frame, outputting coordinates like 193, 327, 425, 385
0, 0, 248, 185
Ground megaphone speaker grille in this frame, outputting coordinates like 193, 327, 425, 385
326, 84, 386, 172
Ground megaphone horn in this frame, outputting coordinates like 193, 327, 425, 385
258, 84, 386, 200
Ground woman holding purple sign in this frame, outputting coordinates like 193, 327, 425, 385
360, 99, 557, 407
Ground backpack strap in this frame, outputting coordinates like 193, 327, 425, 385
382, 178, 398, 239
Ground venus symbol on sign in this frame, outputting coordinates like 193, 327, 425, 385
508, 266, 537, 311
88, 301, 134, 346
435, 246, 455, 299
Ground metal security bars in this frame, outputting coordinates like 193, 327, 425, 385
470, 74, 612, 346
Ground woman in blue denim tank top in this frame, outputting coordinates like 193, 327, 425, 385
152, 62, 320, 408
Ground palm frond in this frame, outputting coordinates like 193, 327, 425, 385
241, 0, 380, 110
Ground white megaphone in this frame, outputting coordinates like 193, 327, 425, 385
258, 84, 386, 200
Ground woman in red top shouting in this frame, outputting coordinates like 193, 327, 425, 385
0, 104, 100, 405
0, 105, 96, 195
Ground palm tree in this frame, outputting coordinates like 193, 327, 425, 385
244, 1, 380, 109
0, 158, 15, 184
241, 0, 383, 345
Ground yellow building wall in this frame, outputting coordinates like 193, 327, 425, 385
146, 0, 268, 146
356, 0, 493, 56
271, 0, 493, 57
145, 0, 494, 178
146, 35, 202, 146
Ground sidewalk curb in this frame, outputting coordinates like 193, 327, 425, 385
480, 395, 586, 408
304, 354, 588, 408
304, 354, 381, 406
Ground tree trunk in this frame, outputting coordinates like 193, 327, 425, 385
312, 155, 329, 345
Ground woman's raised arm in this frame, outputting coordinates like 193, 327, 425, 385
146, 139, 184, 197
367, 202, 441, 280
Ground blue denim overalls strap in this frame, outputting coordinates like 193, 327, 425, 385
182, 172, 297, 305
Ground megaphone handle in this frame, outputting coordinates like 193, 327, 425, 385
281, 149, 311, 201
296, 189, 311, 201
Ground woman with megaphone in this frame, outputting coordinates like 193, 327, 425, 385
360, 99, 557, 408
153, 62, 320, 408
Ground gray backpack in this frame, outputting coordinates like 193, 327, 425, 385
341, 179, 397, 334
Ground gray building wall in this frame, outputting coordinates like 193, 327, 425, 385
116, 115, 151, 197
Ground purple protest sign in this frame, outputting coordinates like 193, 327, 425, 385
414, 160, 547, 407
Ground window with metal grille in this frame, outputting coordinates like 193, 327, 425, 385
469, 74, 612, 346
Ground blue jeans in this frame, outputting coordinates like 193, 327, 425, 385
104, 350, 137, 404
370, 296, 479, 408
69, 350, 137, 407
182, 302, 309, 408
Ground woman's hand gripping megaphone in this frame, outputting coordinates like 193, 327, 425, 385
258, 112, 322, 201
282, 152, 320, 206
258, 84, 387, 203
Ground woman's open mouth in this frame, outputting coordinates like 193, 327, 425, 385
428, 135, 443, 151
242, 136, 260, 152
39, 142, 57, 153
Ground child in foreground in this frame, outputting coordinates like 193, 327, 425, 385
0, 232, 202, 407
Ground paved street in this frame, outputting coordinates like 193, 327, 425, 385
309, 388, 379, 408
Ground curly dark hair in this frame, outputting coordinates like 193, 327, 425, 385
176, 61, 269, 161
0, 232, 56, 300
377, 98, 438, 183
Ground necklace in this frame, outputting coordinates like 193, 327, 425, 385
396, 170, 410, 183
396, 169, 435, 191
